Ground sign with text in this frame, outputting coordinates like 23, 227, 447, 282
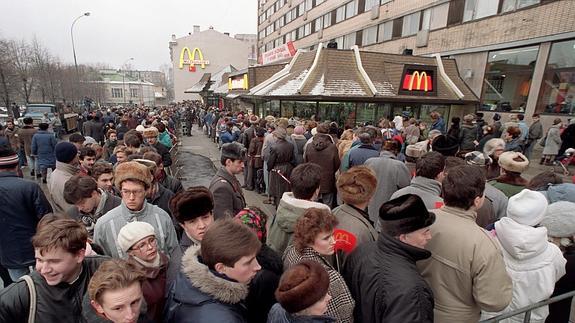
260, 41, 297, 65
399, 65, 437, 96
179, 47, 210, 72
228, 74, 249, 90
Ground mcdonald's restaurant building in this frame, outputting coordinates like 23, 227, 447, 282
239, 46, 479, 127
169, 27, 256, 102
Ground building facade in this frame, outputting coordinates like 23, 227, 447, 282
169, 26, 255, 102
257, 0, 575, 128
95, 70, 157, 107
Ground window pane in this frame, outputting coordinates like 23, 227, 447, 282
324, 12, 332, 27
305, 0, 313, 11
364, 0, 380, 11
378, 20, 393, 42
362, 25, 378, 46
537, 39, 575, 115
343, 32, 356, 48
314, 17, 323, 32
430, 3, 449, 30
463, 0, 477, 22
480, 46, 539, 112
402, 12, 420, 36
502, 0, 517, 12
334, 36, 344, 49
345, 1, 357, 19
475, 0, 498, 19
336, 6, 345, 23
422, 9, 431, 31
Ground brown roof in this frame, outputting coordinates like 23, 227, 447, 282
248, 48, 478, 104
184, 73, 212, 93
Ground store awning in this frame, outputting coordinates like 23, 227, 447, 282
184, 73, 212, 93
247, 46, 478, 104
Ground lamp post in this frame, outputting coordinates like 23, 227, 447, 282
70, 12, 90, 76
121, 58, 134, 106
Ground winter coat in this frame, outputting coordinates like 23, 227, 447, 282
284, 246, 355, 323
48, 161, 79, 214
485, 183, 509, 221
347, 144, 379, 168
343, 233, 434, 323
543, 124, 562, 155
165, 245, 249, 323
481, 218, 566, 323
546, 246, 575, 323
528, 120, 544, 143
66, 190, 122, 238
247, 245, 284, 323
304, 134, 340, 194
90, 120, 105, 142
558, 123, 575, 156
364, 151, 411, 224
459, 124, 478, 151
332, 204, 377, 269
129, 253, 169, 323
209, 167, 246, 219
0, 172, 52, 268
267, 303, 336, 323
505, 137, 523, 152
18, 126, 36, 156
249, 136, 264, 169
291, 134, 307, 165
147, 183, 174, 217
268, 139, 295, 200
160, 172, 184, 194
430, 117, 446, 134
158, 131, 173, 148
0, 256, 109, 323
390, 176, 443, 210
93, 201, 178, 259
417, 206, 512, 323
489, 175, 528, 198
31, 130, 57, 167
267, 192, 331, 255
152, 141, 172, 167
3, 127, 19, 151
337, 139, 354, 160
404, 124, 421, 145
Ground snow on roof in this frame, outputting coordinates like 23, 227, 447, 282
267, 69, 309, 96
310, 74, 325, 96
324, 79, 366, 96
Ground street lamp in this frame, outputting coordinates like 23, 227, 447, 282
121, 58, 134, 106
70, 12, 91, 76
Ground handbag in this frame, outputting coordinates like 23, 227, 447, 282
20, 275, 36, 323
538, 135, 547, 147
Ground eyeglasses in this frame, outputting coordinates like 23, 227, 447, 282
131, 236, 157, 252
121, 189, 146, 197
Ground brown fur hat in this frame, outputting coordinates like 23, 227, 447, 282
275, 260, 330, 313
337, 166, 377, 205
114, 161, 152, 189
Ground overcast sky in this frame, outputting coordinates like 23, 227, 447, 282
0, 0, 257, 71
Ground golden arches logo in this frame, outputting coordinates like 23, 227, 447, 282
408, 71, 429, 91
179, 47, 209, 71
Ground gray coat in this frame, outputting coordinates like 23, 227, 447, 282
209, 167, 246, 220
543, 124, 562, 155
332, 204, 377, 268
390, 176, 443, 210
364, 151, 411, 224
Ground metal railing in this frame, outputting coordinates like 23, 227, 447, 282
479, 290, 575, 323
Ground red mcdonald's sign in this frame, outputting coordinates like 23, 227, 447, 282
402, 71, 433, 91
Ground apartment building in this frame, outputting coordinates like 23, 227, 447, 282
257, 0, 575, 127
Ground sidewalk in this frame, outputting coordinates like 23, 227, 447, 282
177, 127, 277, 218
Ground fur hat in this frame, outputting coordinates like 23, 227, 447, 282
337, 166, 377, 205
170, 186, 214, 223
143, 127, 159, 137
133, 159, 157, 176
379, 194, 436, 236
114, 161, 152, 189
507, 189, 548, 226
221, 142, 246, 161
249, 115, 260, 124
316, 123, 329, 134
540, 201, 575, 238
431, 135, 459, 156
135, 125, 146, 132
464, 151, 491, 167
55, 142, 78, 163
275, 260, 330, 314
498, 151, 529, 173
117, 221, 156, 253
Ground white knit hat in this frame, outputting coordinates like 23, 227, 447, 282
117, 221, 156, 253
540, 201, 575, 238
507, 189, 548, 226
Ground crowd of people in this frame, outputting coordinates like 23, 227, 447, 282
0, 102, 574, 323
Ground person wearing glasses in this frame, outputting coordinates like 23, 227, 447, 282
116, 221, 169, 322
93, 161, 178, 260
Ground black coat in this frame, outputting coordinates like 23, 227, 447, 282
209, 167, 246, 219
152, 142, 172, 167
246, 245, 283, 323
268, 139, 295, 200
0, 172, 52, 268
343, 233, 434, 323
0, 256, 108, 323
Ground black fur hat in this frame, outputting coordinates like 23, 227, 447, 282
170, 186, 214, 223
379, 194, 436, 236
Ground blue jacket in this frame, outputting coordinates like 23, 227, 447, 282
31, 130, 57, 167
430, 117, 446, 134
0, 172, 52, 268
348, 144, 380, 168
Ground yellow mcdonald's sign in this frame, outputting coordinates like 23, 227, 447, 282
179, 47, 210, 71
408, 71, 428, 91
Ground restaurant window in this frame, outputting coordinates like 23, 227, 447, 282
336, 6, 346, 23
378, 20, 393, 42
420, 105, 450, 125
480, 45, 539, 112
375, 104, 391, 124
402, 12, 421, 37
345, 1, 357, 19
294, 101, 317, 119
356, 103, 377, 125
314, 16, 323, 32
364, 0, 380, 12
269, 100, 281, 117
421, 3, 449, 31
362, 25, 378, 46
537, 39, 575, 115
111, 88, 123, 98
281, 101, 295, 118
343, 32, 357, 49
318, 102, 356, 128
502, 0, 540, 12
463, 0, 498, 22
323, 12, 332, 28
